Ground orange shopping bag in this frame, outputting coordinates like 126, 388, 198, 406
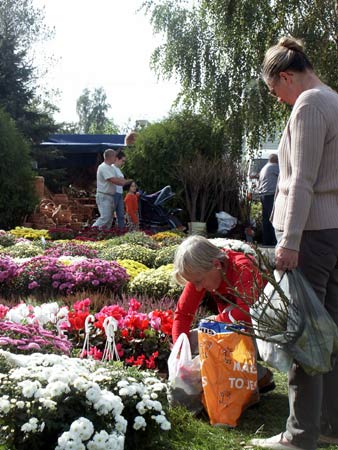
198, 320, 258, 427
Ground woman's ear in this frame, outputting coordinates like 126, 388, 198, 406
212, 259, 222, 270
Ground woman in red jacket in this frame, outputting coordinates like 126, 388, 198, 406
172, 235, 274, 393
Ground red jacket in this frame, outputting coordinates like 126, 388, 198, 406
172, 249, 262, 343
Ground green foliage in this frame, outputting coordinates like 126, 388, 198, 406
0, 0, 57, 141
153, 245, 178, 267
128, 263, 183, 299
0, 109, 37, 229
0, 242, 42, 258
113, 231, 160, 250
98, 243, 156, 267
76, 87, 120, 133
124, 110, 228, 197
143, 0, 338, 155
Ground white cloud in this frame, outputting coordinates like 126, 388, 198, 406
33, 0, 181, 128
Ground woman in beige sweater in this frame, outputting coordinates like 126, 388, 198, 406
250, 37, 338, 450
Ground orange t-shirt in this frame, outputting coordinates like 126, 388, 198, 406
124, 192, 139, 224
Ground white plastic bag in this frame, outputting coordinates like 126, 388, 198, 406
215, 211, 237, 235
167, 333, 203, 413
250, 271, 293, 373
251, 269, 338, 375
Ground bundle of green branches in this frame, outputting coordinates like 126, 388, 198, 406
212, 248, 338, 375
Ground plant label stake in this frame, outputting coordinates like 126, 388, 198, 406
81, 314, 95, 359
102, 316, 120, 362
41, 236, 46, 249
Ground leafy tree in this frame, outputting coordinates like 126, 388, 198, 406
124, 111, 231, 209
143, 0, 338, 155
0, 108, 37, 229
0, 0, 57, 142
76, 87, 119, 133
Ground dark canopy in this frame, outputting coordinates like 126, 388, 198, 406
40, 134, 126, 153
38, 134, 127, 169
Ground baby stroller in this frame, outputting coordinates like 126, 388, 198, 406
139, 185, 183, 232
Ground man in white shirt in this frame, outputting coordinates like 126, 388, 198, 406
92, 149, 132, 229
112, 151, 127, 230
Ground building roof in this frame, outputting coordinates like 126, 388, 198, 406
40, 134, 126, 153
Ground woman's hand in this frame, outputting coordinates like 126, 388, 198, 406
275, 246, 299, 271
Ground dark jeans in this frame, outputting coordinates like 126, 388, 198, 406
276, 229, 338, 450
260, 194, 276, 246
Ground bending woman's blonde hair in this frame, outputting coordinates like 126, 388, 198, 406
173, 235, 226, 285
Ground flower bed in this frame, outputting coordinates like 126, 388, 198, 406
0, 351, 171, 450
10, 256, 129, 299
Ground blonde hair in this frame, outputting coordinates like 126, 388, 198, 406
262, 36, 313, 82
173, 235, 225, 285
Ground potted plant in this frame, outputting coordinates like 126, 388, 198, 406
174, 152, 239, 235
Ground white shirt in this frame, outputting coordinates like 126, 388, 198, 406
96, 162, 117, 195
112, 165, 124, 194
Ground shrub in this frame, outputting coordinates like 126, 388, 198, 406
0, 230, 16, 247
151, 231, 184, 247
116, 259, 149, 281
0, 241, 43, 259
0, 256, 18, 298
0, 109, 38, 230
11, 256, 129, 299
0, 352, 171, 450
0, 321, 72, 355
128, 264, 183, 299
114, 231, 159, 249
99, 244, 156, 267
153, 245, 178, 268
8, 227, 50, 240
44, 242, 98, 259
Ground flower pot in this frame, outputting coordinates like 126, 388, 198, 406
188, 221, 207, 236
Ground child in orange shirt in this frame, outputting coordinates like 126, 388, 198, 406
124, 181, 140, 231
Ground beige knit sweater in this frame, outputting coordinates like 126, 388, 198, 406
272, 85, 338, 251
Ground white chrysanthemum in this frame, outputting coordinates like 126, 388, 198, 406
85, 385, 101, 403
149, 382, 167, 392
160, 420, 171, 430
45, 380, 70, 398
73, 376, 91, 392
0, 398, 11, 414
20, 417, 39, 433
106, 433, 125, 450
133, 415, 147, 430
70, 417, 94, 441
118, 387, 129, 397
57, 431, 85, 450
19, 380, 41, 398
116, 380, 129, 388
115, 415, 127, 434
94, 391, 123, 417
136, 401, 147, 415
87, 430, 109, 450
38, 397, 57, 410
48, 371, 71, 385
